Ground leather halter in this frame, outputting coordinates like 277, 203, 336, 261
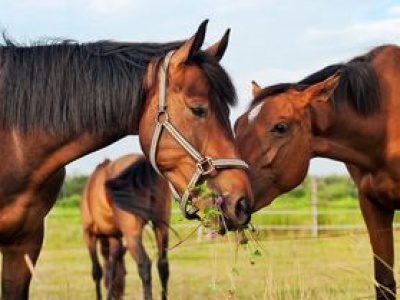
149, 51, 249, 219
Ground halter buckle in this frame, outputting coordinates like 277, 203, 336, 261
197, 157, 215, 175
156, 110, 169, 125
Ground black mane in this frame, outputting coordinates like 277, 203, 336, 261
105, 157, 163, 222
251, 46, 383, 116
0, 38, 183, 136
0, 37, 237, 136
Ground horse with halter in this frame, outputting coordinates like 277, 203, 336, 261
235, 44, 400, 300
0, 20, 252, 299
81, 154, 171, 300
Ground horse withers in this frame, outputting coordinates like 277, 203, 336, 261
235, 45, 400, 300
0, 20, 252, 299
81, 154, 171, 300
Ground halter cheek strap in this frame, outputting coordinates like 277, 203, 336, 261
149, 50, 249, 220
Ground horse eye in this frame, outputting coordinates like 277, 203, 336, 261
271, 122, 289, 134
190, 106, 208, 118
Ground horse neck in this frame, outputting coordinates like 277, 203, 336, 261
309, 101, 384, 170
17, 129, 127, 188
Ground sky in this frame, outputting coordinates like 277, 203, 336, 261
1, 0, 400, 176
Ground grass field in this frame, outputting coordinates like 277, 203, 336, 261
16, 207, 400, 299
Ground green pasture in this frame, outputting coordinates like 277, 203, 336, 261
3, 175, 399, 299
22, 206, 400, 300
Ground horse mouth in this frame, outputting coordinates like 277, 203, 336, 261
189, 181, 251, 234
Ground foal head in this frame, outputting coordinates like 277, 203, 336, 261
139, 21, 252, 231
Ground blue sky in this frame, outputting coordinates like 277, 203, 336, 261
1, 0, 400, 175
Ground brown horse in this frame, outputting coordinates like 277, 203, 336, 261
81, 154, 170, 300
235, 45, 400, 300
0, 20, 252, 299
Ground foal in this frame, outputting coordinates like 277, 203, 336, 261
81, 154, 170, 300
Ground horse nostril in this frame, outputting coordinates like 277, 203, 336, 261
235, 197, 251, 226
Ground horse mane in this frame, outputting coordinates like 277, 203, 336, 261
0, 37, 183, 136
105, 157, 164, 222
0, 36, 237, 137
251, 46, 383, 116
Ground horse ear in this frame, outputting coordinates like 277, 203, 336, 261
251, 80, 262, 98
234, 114, 247, 136
171, 19, 208, 65
206, 28, 230, 61
306, 72, 341, 103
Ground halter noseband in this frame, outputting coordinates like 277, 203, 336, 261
149, 51, 249, 220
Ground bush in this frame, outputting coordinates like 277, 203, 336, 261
55, 175, 88, 208
55, 194, 81, 208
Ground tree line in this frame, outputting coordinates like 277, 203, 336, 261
55, 174, 359, 209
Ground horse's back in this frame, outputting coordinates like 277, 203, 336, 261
106, 154, 143, 181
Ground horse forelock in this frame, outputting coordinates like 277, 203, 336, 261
188, 51, 237, 133
250, 83, 295, 108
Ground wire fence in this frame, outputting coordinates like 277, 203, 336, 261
170, 209, 400, 230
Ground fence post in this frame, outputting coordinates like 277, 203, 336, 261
196, 225, 203, 243
311, 176, 318, 237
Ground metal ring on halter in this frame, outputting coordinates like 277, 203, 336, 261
155, 110, 169, 124
196, 157, 215, 176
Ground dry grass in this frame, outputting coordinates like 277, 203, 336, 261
8, 208, 400, 299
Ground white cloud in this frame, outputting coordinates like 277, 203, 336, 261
206, 0, 271, 14
13, 0, 138, 14
15, 0, 67, 9
387, 4, 400, 16
86, 0, 137, 14
305, 17, 400, 45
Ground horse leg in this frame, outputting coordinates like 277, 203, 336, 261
112, 238, 126, 300
83, 231, 102, 300
99, 237, 110, 291
1, 223, 44, 300
359, 195, 396, 300
106, 237, 125, 300
126, 232, 152, 300
154, 223, 169, 300
1, 168, 64, 300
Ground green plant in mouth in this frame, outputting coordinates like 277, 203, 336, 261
189, 181, 224, 231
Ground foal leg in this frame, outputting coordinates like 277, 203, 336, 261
83, 232, 102, 300
126, 232, 152, 300
154, 223, 169, 300
1, 223, 44, 300
359, 195, 396, 300
106, 237, 125, 300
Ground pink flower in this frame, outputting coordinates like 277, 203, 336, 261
207, 229, 218, 240
215, 195, 224, 206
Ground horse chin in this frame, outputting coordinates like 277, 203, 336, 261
217, 216, 249, 235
